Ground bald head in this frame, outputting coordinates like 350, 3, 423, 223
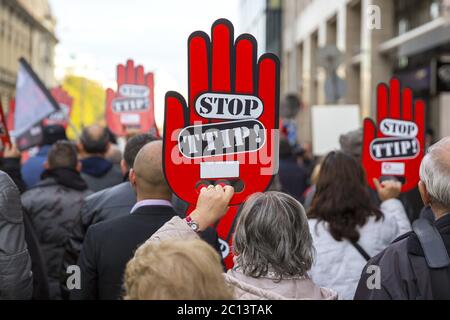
419, 137, 450, 214
131, 141, 171, 200
80, 125, 110, 155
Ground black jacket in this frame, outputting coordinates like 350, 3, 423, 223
61, 182, 136, 299
70, 205, 219, 300
0, 171, 32, 300
22, 169, 91, 299
279, 157, 308, 202
80, 157, 123, 192
22, 213, 50, 300
354, 212, 450, 300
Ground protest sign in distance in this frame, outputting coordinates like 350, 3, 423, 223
362, 78, 426, 192
106, 60, 157, 137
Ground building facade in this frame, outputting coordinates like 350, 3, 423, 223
282, 0, 450, 143
239, 0, 283, 58
0, 0, 57, 109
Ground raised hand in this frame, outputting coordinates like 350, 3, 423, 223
362, 78, 425, 193
106, 60, 156, 137
163, 19, 280, 206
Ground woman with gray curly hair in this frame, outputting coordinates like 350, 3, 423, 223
134, 187, 337, 300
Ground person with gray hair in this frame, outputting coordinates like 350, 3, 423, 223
355, 137, 450, 300
140, 188, 338, 300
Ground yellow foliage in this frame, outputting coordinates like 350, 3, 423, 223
61, 76, 105, 140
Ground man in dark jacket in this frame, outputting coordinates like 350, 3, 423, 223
0, 171, 32, 300
21, 125, 67, 189
354, 137, 450, 300
22, 141, 91, 299
78, 125, 122, 192
70, 141, 219, 300
60, 134, 157, 299
278, 138, 307, 202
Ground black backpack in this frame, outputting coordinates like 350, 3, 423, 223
412, 219, 450, 300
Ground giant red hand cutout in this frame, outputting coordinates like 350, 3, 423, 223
106, 60, 156, 137
163, 19, 280, 268
164, 19, 280, 207
362, 78, 426, 193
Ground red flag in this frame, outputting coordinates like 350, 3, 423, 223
0, 99, 12, 156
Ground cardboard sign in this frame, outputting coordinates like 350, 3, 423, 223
106, 60, 157, 137
163, 19, 280, 268
0, 99, 11, 155
311, 105, 361, 156
362, 78, 425, 193
44, 87, 74, 128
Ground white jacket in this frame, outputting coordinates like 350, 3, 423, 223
308, 199, 411, 300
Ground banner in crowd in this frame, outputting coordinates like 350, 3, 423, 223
163, 19, 280, 267
106, 60, 156, 137
13, 58, 60, 151
362, 78, 426, 193
0, 99, 11, 156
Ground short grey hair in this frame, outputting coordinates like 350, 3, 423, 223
233, 192, 314, 280
420, 137, 450, 209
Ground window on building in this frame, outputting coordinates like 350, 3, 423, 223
395, 0, 442, 36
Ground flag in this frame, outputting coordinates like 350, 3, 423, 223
13, 58, 60, 150
0, 99, 11, 155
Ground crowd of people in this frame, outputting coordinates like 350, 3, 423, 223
0, 122, 449, 300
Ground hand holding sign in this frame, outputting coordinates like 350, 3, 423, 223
164, 19, 280, 206
106, 60, 156, 137
362, 78, 425, 192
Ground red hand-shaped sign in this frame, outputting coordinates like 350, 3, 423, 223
106, 60, 156, 137
45, 87, 73, 128
362, 78, 426, 193
163, 19, 280, 207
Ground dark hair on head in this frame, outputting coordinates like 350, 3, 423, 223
107, 127, 118, 144
124, 134, 160, 169
80, 125, 110, 154
42, 125, 67, 146
48, 141, 78, 170
307, 151, 382, 243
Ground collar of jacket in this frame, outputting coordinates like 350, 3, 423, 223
81, 156, 113, 178
407, 213, 450, 257
131, 204, 176, 216
39, 168, 88, 191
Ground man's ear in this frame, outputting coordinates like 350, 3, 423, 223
44, 161, 49, 170
76, 161, 82, 173
105, 142, 111, 154
120, 159, 128, 176
77, 142, 85, 155
129, 168, 136, 187
418, 181, 431, 206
